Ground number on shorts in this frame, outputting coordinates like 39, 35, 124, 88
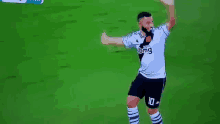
148, 97, 155, 105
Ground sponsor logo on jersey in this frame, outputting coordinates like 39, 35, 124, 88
137, 45, 152, 54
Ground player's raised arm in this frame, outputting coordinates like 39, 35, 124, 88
101, 32, 124, 46
160, 0, 176, 31
101, 32, 137, 48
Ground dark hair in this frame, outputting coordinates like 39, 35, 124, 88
137, 12, 152, 22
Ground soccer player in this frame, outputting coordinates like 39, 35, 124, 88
101, 0, 176, 124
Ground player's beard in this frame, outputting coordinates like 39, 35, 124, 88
139, 26, 153, 48
142, 26, 154, 40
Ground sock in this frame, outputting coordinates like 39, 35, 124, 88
150, 111, 163, 124
127, 106, 140, 124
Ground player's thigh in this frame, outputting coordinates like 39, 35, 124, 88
145, 78, 166, 109
128, 74, 146, 98
127, 73, 146, 107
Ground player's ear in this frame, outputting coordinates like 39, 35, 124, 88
138, 20, 142, 25
138, 21, 141, 27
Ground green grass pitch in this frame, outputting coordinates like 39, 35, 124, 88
0, 0, 220, 123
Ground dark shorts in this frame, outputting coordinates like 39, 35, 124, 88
128, 73, 166, 109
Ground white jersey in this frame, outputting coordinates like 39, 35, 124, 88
122, 23, 170, 79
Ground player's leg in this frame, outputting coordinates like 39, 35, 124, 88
127, 95, 140, 124
127, 95, 140, 108
145, 78, 166, 124
127, 73, 146, 124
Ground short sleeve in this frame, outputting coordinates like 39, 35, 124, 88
122, 32, 137, 48
159, 23, 170, 37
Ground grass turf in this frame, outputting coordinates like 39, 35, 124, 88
0, 0, 220, 123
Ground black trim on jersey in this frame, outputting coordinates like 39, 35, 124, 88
139, 36, 151, 48
138, 37, 152, 62
139, 53, 144, 62
159, 25, 169, 37
137, 28, 155, 62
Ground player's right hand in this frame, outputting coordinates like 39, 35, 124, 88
160, 0, 174, 5
101, 32, 109, 45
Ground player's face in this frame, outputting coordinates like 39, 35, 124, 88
139, 17, 154, 32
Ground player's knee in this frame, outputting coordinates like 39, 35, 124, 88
127, 96, 139, 108
148, 108, 158, 115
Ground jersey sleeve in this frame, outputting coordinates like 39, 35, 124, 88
159, 23, 170, 37
122, 32, 137, 48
